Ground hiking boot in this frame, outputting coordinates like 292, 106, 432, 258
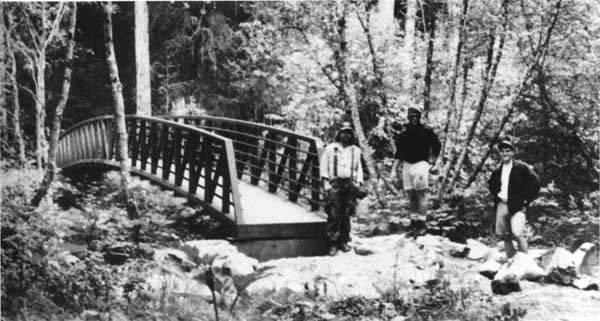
328, 246, 338, 256
340, 243, 352, 252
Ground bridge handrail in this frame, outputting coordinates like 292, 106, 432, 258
57, 115, 243, 223
160, 115, 323, 211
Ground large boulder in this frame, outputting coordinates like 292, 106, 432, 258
491, 252, 546, 295
572, 242, 599, 276
494, 252, 546, 282
183, 240, 259, 277
466, 239, 491, 261
541, 247, 578, 286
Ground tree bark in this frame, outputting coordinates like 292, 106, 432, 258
135, 1, 151, 116
402, 0, 417, 92
104, 2, 139, 219
32, 3, 77, 206
335, 1, 386, 205
441, 0, 509, 195
438, 0, 468, 168
464, 0, 564, 188
35, 8, 47, 169
422, 0, 437, 121
5, 29, 26, 164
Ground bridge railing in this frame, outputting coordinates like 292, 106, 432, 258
161, 115, 322, 211
57, 115, 243, 223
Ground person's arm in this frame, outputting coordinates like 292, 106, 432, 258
355, 147, 364, 185
429, 129, 441, 164
320, 146, 331, 190
524, 165, 541, 206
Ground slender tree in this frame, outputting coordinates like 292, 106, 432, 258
2, 6, 27, 165
465, 0, 564, 188
421, 0, 437, 121
104, 1, 139, 219
437, 0, 469, 169
402, 0, 417, 93
31, 3, 77, 206
11, 3, 67, 169
439, 0, 509, 196
135, 1, 151, 116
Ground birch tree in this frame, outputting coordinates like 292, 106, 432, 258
31, 3, 77, 206
2, 5, 27, 165
135, 1, 151, 116
104, 2, 139, 219
11, 3, 67, 169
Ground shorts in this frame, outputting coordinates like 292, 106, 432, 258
495, 201, 526, 237
402, 161, 429, 191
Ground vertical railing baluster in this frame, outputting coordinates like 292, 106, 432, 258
161, 123, 173, 181
309, 142, 320, 211
149, 122, 159, 174
287, 137, 299, 202
129, 118, 138, 167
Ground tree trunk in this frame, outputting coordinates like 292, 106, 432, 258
7, 38, 26, 165
135, 1, 151, 116
464, 0, 563, 188
444, 0, 508, 194
402, 0, 417, 92
335, 1, 385, 204
35, 48, 46, 169
422, 0, 437, 121
32, 3, 77, 206
104, 2, 139, 219
438, 0, 468, 168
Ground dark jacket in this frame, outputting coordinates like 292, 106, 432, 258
488, 160, 541, 215
394, 124, 441, 163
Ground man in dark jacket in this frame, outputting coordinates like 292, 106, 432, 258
488, 140, 540, 258
391, 107, 441, 234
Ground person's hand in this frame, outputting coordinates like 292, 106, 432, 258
390, 171, 397, 181
323, 180, 331, 191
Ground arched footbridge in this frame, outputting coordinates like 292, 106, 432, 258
57, 115, 326, 241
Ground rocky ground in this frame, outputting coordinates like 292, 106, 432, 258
141, 234, 600, 321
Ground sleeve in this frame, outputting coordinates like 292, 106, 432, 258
429, 128, 441, 158
393, 133, 404, 160
320, 146, 331, 179
524, 165, 541, 204
355, 147, 364, 184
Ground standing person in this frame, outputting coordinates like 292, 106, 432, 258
390, 107, 441, 234
488, 139, 540, 258
320, 122, 364, 256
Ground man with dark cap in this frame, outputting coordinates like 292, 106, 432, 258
320, 122, 364, 255
488, 139, 540, 258
390, 107, 441, 233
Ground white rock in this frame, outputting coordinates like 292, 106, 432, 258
543, 247, 576, 273
479, 260, 502, 279
573, 276, 599, 291
466, 239, 491, 260
494, 252, 545, 282
145, 271, 212, 298
573, 242, 599, 275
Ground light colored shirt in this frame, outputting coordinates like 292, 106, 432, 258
498, 160, 513, 201
320, 142, 363, 184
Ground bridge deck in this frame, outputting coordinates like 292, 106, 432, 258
128, 158, 326, 240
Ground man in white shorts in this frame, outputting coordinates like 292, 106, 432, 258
488, 140, 540, 258
391, 107, 441, 233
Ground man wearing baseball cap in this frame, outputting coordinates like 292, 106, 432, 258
390, 107, 441, 235
488, 139, 540, 258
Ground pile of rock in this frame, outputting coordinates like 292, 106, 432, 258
469, 241, 599, 295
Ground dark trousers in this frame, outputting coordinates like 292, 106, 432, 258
324, 178, 358, 246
